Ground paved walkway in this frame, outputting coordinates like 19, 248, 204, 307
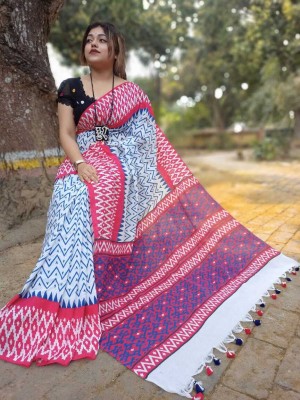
184, 150, 300, 400
0, 150, 299, 400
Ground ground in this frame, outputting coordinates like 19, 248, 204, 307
0, 150, 299, 400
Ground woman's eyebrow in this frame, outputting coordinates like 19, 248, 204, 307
87, 33, 107, 38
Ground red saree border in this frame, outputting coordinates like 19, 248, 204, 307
87, 143, 125, 241
0, 297, 100, 367
76, 100, 154, 135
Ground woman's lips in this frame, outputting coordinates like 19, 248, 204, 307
90, 50, 100, 53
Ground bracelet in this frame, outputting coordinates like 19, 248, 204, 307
73, 159, 86, 171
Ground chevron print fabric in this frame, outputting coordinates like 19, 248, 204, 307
21, 175, 97, 308
0, 80, 298, 397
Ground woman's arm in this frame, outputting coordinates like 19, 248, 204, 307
58, 103, 82, 162
58, 103, 98, 183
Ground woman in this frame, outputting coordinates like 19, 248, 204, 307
0, 22, 298, 398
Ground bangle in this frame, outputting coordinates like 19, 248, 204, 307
73, 159, 86, 171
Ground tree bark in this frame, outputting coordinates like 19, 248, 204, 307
0, 0, 64, 154
211, 98, 225, 130
294, 109, 300, 139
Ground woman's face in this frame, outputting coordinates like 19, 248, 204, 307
84, 26, 115, 68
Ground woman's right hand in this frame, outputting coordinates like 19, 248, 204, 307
77, 162, 98, 183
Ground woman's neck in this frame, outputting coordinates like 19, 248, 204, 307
89, 68, 114, 82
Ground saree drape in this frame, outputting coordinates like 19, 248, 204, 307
0, 80, 298, 397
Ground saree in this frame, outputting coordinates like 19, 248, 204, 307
0, 79, 298, 398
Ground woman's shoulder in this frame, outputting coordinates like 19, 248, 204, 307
118, 80, 148, 97
57, 77, 82, 106
57, 77, 81, 92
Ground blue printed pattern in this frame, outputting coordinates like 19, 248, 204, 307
76, 110, 170, 242
108, 109, 170, 242
76, 129, 97, 153
21, 175, 97, 308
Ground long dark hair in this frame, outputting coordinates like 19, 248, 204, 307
80, 22, 127, 80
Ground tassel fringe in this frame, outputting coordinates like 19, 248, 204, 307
187, 264, 299, 399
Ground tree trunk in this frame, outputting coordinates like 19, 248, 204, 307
0, 0, 64, 154
211, 98, 225, 130
294, 109, 300, 139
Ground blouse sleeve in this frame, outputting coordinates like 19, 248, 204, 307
57, 79, 74, 107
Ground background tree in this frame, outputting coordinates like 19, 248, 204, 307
162, 0, 299, 137
166, 0, 252, 130
237, 0, 300, 136
50, 0, 195, 120
0, 0, 64, 153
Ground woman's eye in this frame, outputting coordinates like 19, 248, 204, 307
99, 39, 107, 43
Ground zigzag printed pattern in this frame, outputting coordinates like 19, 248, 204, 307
156, 126, 193, 186
108, 109, 170, 242
57, 100, 171, 244
84, 144, 123, 240
56, 130, 97, 179
94, 240, 133, 256
100, 209, 230, 315
0, 299, 100, 366
21, 175, 97, 308
76, 129, 98, 153
76, 82, 149, 134
136, 176, 198, 238
101, 218, 239, 331
133, 247, 279, 377
57, 82, 153, 180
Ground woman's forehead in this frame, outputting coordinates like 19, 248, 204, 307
87, 26, 106, 37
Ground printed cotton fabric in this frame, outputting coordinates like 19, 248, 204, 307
0, 79, 298, 397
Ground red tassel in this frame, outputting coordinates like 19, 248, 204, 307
256, 310, 264, 316
292, 271, 297, 276
192, 393, 204, 400
226, 350, 236, 359
244, 327, 252, 335
281, 281, 287, 288
205, 365, 214, 376
271, 293, 277, 300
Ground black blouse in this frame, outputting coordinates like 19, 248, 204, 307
57, 77, 94, 126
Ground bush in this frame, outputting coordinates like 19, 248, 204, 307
253, 128, 293, 160
253, 137, 283, 160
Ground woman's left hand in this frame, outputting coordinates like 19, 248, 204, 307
77, 162, 99, 183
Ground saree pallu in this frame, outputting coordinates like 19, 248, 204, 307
0, 81, 298, 397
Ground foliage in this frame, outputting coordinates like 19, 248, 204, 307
50, 0, 195, 65
162, 0, 300, 136
234, 0, 300, 135
168, 0, 253, 129
253, 128, 293, 160
160, 101, 211, 147
253, 137, 285, 160
50, 0, 300, 141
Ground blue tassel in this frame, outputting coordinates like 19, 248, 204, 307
235, 338, 243, 346
253, 319, 261, 326
213, 357, 221, 366
259, 302, 266, 308
194, 381, 205, 393
275, 289, 281, 294
286, 277, 292, 282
